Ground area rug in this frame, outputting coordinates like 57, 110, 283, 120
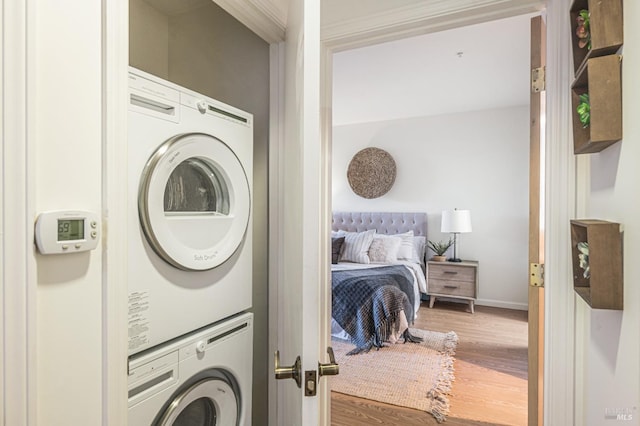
331, 328, 458, 423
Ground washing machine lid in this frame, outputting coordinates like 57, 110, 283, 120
139, 132, 250, 271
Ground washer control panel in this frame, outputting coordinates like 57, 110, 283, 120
35, 210, 100, 255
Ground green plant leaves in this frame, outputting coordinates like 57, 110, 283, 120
577, 93, 590, 128
576, 9, 591, 50
427, 238, 454, 256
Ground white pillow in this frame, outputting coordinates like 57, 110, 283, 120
395, 231, 415, 261
368, 235, 402, 263
412, 236, 427, 264
336, 229, 376, 264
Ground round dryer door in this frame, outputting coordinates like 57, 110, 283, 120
156, 377, 239, 425
139, 133, 250, 271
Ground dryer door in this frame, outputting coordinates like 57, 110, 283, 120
139, 133, 250, 271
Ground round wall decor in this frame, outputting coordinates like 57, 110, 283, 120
347, 147, 396, 199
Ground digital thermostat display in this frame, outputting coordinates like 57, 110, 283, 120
35, 210, 100, 255
58, 219, 85, 241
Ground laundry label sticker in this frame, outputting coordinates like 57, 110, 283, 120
128, 290, 150, 351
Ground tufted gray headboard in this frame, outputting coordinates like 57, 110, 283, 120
332, 212, 427, 237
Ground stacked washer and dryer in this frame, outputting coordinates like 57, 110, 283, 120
127, 68, 254, 426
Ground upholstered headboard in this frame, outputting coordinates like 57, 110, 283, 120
331, 212, 427, 237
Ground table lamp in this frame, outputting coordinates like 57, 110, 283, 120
441, 209, 472, 262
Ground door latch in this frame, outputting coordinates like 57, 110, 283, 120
274, 350, 301, 388
305, 370, 317, 396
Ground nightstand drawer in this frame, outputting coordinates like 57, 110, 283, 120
428, 265, 476, 283
428, 279, 475, 298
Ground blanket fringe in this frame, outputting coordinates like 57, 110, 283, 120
347, 310, 425, 355
403, 328, 424, 344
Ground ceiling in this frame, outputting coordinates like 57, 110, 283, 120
332, 12, 538, 126
139, 0, 539, 126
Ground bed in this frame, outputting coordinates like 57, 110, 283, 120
331, 212, 428, 354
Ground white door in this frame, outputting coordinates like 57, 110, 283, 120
272, 0, 330, 424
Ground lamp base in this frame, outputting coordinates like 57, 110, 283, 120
447, 258, 462, 262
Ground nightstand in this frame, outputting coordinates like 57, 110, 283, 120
427, 260, 479, 313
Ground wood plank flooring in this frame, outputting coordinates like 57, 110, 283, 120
331, 301, 528, 426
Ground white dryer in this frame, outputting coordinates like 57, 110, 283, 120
128, 312, 253, 425
128, 68, 253, 355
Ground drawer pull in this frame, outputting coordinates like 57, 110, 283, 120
444, 271, 458, 274
444, 285, 458, 289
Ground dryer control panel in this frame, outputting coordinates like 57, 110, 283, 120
35, 210, 100, 255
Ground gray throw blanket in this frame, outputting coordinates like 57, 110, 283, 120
332, 265, 422, 355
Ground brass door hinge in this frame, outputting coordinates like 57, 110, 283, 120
531, 66, 546, 93
530, 263, 544, 287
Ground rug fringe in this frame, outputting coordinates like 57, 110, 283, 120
427, 331, 458, 423
442, 331, 459, 356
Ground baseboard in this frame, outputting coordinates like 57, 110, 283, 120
476, 298, 528, 311
423, 296, 528, 311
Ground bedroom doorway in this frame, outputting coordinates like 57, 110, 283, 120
325, 6, 546, 425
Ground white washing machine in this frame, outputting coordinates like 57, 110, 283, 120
128, 68, 253, 355
128, 312, 253, 425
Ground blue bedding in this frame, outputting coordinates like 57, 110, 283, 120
332, 265, 421, 355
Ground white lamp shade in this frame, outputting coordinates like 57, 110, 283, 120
441, 209, 472, 233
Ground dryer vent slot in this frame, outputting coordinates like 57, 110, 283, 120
208, 322, 248, 345
207, 105, 248, 124
131, 94, 176, 116
129, 370, 174, 399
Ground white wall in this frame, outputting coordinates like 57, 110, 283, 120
574, 1, 640, 422
34, 0, 104, 423
332, 106, 530, 309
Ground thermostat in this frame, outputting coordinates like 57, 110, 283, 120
35, 210, 100, 255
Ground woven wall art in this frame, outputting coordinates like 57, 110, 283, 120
347, 147, 396, 199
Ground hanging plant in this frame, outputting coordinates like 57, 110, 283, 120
576, 9, 591, 50
577, 93, 590, 128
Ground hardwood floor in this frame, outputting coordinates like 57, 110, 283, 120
331, 301, 528, 426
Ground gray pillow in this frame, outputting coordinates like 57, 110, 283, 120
331, 237, 345, 264
335, 229, 376, 263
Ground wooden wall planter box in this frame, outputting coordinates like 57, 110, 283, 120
570, 219, 623, 310
570, 0, 623, 76
571, 54, 622, 154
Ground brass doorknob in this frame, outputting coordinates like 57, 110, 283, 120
318, 347, 339, 377
274, 350, 301, 388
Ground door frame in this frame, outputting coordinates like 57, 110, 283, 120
0, 0, 580, 424
1, 1, 37, 424
541, 1, 582, 424
529, 15, 546, 426
315, 1, 577, 424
